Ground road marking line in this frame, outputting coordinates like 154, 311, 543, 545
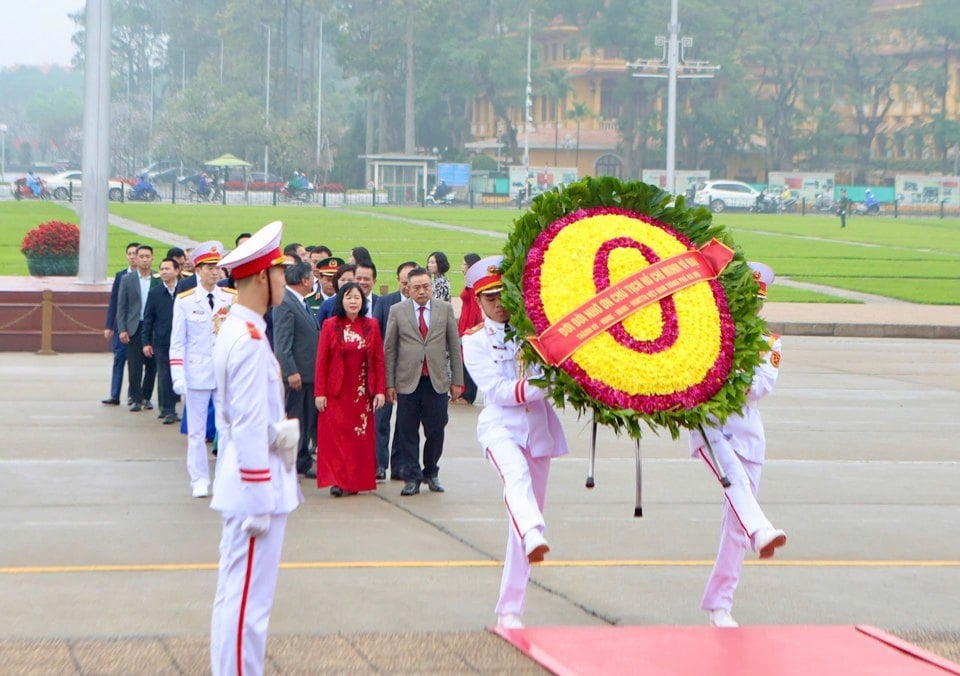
1, 559, 958, 575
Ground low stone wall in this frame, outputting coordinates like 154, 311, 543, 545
0, 277, 111, 353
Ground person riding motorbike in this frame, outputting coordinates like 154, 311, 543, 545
196, 172, 211, 199
133, 174, 157, 200
26, 172, 44, 198
863, 189, 880, 214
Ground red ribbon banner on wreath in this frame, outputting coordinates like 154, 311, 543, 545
527, 238, 735, 366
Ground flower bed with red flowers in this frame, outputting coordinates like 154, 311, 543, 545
20, 220, 81, 257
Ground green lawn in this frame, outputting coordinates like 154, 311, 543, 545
2, 201, 958, 304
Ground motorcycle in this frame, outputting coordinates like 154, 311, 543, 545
750, 192, 782, 214
279, 185, 314, 202
813, 192, 835, 212
126, 180, 161, 201
855, 192, 881, 216
12, 176, 51, 200
425, 184, 455, 206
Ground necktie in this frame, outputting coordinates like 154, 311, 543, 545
207, 293, 214, 310
418, 305, 429, 376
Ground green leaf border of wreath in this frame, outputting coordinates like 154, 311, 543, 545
501, 175, 770, 441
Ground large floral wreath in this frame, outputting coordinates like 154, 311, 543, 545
501, 176, 769, 440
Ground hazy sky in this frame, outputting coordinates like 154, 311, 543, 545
0, 0, 82, 68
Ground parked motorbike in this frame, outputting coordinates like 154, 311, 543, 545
12, 177, 51, 200
813, 192, 835, 212
425, 184, 455, 205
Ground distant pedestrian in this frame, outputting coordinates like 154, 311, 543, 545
837, 188, 850, 228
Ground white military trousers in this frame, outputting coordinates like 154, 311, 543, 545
185, 388, 213, 487
210, 513, 287, 676
485, 438, 550, 618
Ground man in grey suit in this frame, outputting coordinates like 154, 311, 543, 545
273, 261, 320, 477
116, 244, 159, 412
384, 267, 464, 496
372, 261, 418, 480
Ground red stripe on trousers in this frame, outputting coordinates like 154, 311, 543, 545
697, 448, 749, 535
486, 448, 522, 538
236, 536, 256, 676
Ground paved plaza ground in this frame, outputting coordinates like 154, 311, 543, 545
1, 322, 959, 672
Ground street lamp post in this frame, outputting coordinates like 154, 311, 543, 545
627, 0, 718, 195
0, 123, 7, 183
260, 23, 271, 180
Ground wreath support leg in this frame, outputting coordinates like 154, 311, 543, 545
634, 438, 643, 518
697, 423, 731, 487
586, 416, 597, 489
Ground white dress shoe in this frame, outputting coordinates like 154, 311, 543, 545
497, 613, 525, 629
708, 608, 739, 628
523, 529, 550, 563
191, 481, 210, 498
753, 527, 787, 559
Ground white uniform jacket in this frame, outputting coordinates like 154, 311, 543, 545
462, 318, 569, 458
170, 285, 236, 389
689, 334, 781, 464
210, 304, 303, 518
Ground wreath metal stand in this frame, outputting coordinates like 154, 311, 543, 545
586, 413, 644, 517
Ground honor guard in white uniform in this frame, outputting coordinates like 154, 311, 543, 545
688, 261, 785, 628
170, 241, 236, 498
461, 256, 569, 630
209, 221, 303, 676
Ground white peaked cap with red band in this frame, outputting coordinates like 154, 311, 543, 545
191, 240, 224, 266
747, 261, 775, 298
464, 255, 505, 296
218, 220, 289, 279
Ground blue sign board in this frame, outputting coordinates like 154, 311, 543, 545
438, 163, 471, 186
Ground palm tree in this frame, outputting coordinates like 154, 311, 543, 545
567, 101, 593, 167
542, 70, 571, 166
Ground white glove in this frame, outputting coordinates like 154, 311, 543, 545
268, 418, 300, 471
172, 379, 185, 396
241, 514, 271, 538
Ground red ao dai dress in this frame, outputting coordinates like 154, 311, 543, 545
314, 315, 386, 493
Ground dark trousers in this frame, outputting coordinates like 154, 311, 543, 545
285, 382, 317, 472
126, 328, 156, 404
154, 345, 175, 415
109, 331, 128, 400
394, 376, 449, 481
375, 401, 393, 471
462, 365, 477, 404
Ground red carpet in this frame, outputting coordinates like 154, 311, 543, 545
492, 624, 960, 676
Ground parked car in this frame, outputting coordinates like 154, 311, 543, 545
693, 180, 761, 213
44, 170, 128, 201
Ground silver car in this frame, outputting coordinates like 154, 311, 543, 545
693, 180, 760, 213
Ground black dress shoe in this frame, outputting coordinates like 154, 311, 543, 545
401, 481, 420, 496
330, 486, 343, 497
375, 468, 386, 481
162, 413, 178, 425
129, 403, 142, 412
424, 477, 445, 493
101, 397, 120, 405
302, 468, 317, 479
143, 401, 154, 410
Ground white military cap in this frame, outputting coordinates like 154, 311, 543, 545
218, 221, 289, 279
464, 255, 505, 296
747, 261, 775, 298
190, 240, 224, 266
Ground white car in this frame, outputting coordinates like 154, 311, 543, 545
45, 170, 127, 201
693, 180, 760, 213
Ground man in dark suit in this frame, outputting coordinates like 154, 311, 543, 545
273, 261, 320, 477
101, 242, 140, 405
142, 257, 181, 424
372, 261, 418, 481
384, 267, 464, 496
116, 245, 159, 411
